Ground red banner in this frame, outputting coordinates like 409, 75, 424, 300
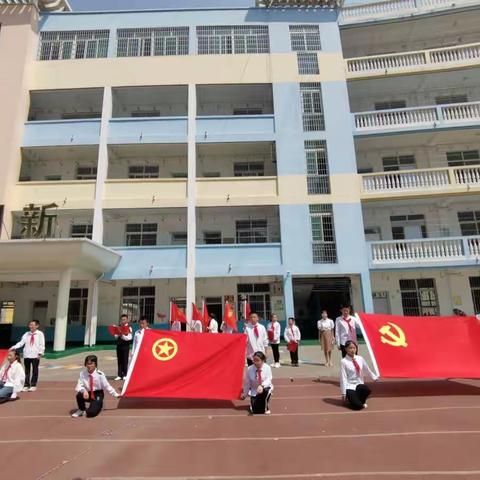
359, 313, 480, 378
0, 349, 8, 364
123, 329, 247, 400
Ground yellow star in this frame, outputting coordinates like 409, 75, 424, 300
158, 341, 174, 356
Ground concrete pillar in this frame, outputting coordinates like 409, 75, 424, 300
84, 278, 99, 346
360, 271, 374, 313
53, 268, 72, 352
283, 273, 294, 319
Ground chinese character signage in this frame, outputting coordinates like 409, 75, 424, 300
20, 203, 58, 239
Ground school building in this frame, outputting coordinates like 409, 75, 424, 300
0, 0, 479, 350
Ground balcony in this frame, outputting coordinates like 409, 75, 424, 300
346, 42, 480, 79
369, 235, 480, 268
361, 165, 480, 199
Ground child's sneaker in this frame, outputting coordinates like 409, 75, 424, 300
22, 387, 29, 392
265, 410, 271, 415
28, 386, 37, 392
114, 376, 122, 381
71, 409, 85, 418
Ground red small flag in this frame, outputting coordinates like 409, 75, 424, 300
108, 325, 129, 336
170, 302, 186, 324
242, 300, 251, 320
0, 350, 8, 365
223, 301, 237, 332
192, 303, 202, 322
202, 301, 210, 330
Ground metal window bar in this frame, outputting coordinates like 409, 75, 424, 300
125, 223, 158, 246
234, 162, 265, 177
309, 204, 337, 263
297, 52, 320, 75
122, 286, 156, 323
235, 219, 269, 244
128, 165, 160, 179
470, 277, 480, 314
117, 27, 189, 57
289, 25, 321, 52
197, 26, 270, 55
38, 30, 109, 61
305, 140, 330, 194
399, 279, 439, 316
70, 224, 93, 239
446, 150, 480, 167
76, 166, 97, 180
300, 83, 324, 131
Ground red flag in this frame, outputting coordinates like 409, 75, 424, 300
0, 350, 8, 364
192, 303, 202, 322
223, 301, 237, 332
170, 302, 186, 324
202, 301, 210, 329
358, 313, 480, 378
123, 330, 246, 400
242, 300, 251, 320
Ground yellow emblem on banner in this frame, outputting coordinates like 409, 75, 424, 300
379, 322, 408, 348
152, 338, 178, 361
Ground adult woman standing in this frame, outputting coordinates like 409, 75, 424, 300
317, 310, 335, 367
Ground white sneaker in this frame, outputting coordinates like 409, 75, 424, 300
28, 386, 37, 392
114, 376, 122, 381
71, 409, 85, 418
22, 387, 29, 392
122, 376, 126, 380
265, 410, 271, 415
363, 403, 368, 409
274, 363, 280, 368
270, 363, 276, 367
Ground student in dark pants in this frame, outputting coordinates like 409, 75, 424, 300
115, 314, 132, 380
284, 317, 301, 367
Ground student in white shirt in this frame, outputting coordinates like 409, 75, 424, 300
267, 313, 281, 368
284, 317, 301, 367
335, 305, 359, 358
115, 314, 133, 381
220, 320, 234, 334
10, 319, 45, 392
206, 313, 219, 333
0, 351, 25, 403
132, 316, 149, 356
244, 312, 268, 366
317, 310, 335, 367
192, 318, 203, 333
171, 319, 182, 332
72, 355, 121, 418
340, 340, 379, 410
241, 351, 273, 415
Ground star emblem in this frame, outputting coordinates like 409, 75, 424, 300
152, 338, 178, 361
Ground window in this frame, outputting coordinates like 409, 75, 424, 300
237, 283, 271, 320
203, 231, 222, 244
457, 211, 480, 236
204, 172, 221, 178
117, 27, 189, 57
234, 162, 265, 177
297, 52, 319, 75
197, 26, 270, 55
364, 226, 382, 241
236, 219, 268, 244
44, 175, 62, 181
470, 277, 480, 314
68, 288, 88, 325
128, 165, 159, 179
171, 172, 188, 178
391, 214, 427, 240
289, 25, 321, 51
121, 286, 155, 323
305, 140, 330, 194
435, 94, 468, 105
76, 166, 97, 180
0, 301, 15, 325
171, 232, 187, 245
374, 100, 406, 111
71, 224, 93, 240
382, 155, 416, 172
233, 107, 263, 115
309, 204, 337, 263
125, 223, 157, 246
400, 279, 439, 316
38, 30, 109, 60
446, 150, 480, 167
300, 83, 324, 131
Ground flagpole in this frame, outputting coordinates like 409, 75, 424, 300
356, 313, 381, 377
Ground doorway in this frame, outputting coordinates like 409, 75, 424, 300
32, 300, 48, 325
205, 297, 223, 329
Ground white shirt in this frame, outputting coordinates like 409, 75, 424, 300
171, 320, 181, 332
221, 321, 234, 334
207, 319, 219, 333
11, 330, 45, 359
132, 328, 149, 355
192, 320, 203, 333
244, 322, 269, 360
242, 363, 273, 397
75, 368, 119, 397
317, 318, 335, 331
340, 355, 378, 395
335, 315, 358, 347
266, 321, 281, 344
0, 361, 25, 393
284, 325, 301, 343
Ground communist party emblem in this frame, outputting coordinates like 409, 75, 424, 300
152, 338, 178, 361
379, 322, 408, 348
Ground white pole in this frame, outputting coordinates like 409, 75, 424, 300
53, 268, 72, 352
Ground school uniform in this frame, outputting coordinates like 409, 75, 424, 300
11, 330, 45, 388
284, 325, 301, 366
243, 363, 273, 415
0, 361, 25, 402
132, 327, 149, 356
220, 321, 234, 334
115, 325, 132, 379
244, 322, 269, 366
335, 315, 358, 358
267, 321, 281, 364
192, 320, 203, 333
340, 354, 378, 411
207, 318, 219, 333
171, 320, 181, 332
75, 368, 119, 418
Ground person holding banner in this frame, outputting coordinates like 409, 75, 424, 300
267, 313, 281, 368
132, 316, 150, 356
317, 310, 335, 367
284, 317, 301, 367
0, 350, 25, 403
340, 340, 378, 410
241, 351, 273, 415
114, 315, 132, 381
335, 305, 359, 358
245, 312, 268, 366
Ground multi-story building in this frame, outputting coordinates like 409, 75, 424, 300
0, 0, 479, 351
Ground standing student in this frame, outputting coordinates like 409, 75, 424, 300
284, 317, 301, 367
267, 313, 281, 368
207, 313, 219, 333
241, 351, 273, 415
244, 312, 268, 366
335, 305, 359, 358
317, 310, 335, 367
132, 316, 150, 356
72, 355, 121, 418
0, 350, 25, 403
171, 319, 181, 332
115, 314, 132, 381
340, 340, 378, 410
192, 318, 203, 333
221, 319, 234, 334
10, 319, 45, 392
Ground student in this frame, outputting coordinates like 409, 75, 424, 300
72, 355, 121, 418
284, 317, 301, 367
10, 319, 45, 392
0, 350, 25, 403
207, 313, 219, 334
220, 319, 234, 334
171, 319, 182, 332
335, 305, 359, 358
132, 316, 150, 356
267, 313, 281, 368
241, 351, 273, 415
192, 318, 203, 333
340, 340, 378, 411
317, 310, 335, 367
244, 312, 268, 366
115, 314, 132, 381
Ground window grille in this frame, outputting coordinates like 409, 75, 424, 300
435, 94, 468, 105
305, 140, 330, 194
237, 283, 271, 320
400, 279, 439, 316
289, 25, 321, 52
128, 165, 159, 179
457, 211, 480, 236
236, 219, 268, 244
76, 166, 97, 180
125, 223, 157, 246
71, 224, 93, 240
121, 286, 155, 323
203, 232, 222, 244
374, 100, 406, 110
171, 232, 188, 245
382, 155, 416, 172
234, 162, 265, 177
309, 204, 337, 263
197, 26, 270, 55
446, 150, 480, 167
297, 52, 319, 75
300, 83, 324, 131
470, 277, 480, 314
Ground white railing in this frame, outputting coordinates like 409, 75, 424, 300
440, 101, 480, 121
469, 236, 480, 256
453, 165, 480, 185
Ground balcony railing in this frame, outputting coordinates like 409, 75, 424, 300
346, 42, 480, 77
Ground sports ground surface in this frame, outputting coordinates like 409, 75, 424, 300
2, 345, 480, 479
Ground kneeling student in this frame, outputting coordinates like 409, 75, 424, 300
72, 355, 121, 418
241, 351, 273, 415
0, 350, 25, 403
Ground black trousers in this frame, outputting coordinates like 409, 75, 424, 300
346, 384, 371, 411
271, 343, 280, 363
340, 345, 347, 358
250, 387, 272, 414
289, 348, 299, 365
116, 343, 130, 378
24, 358, 40, 387
76, 390, 105, 418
